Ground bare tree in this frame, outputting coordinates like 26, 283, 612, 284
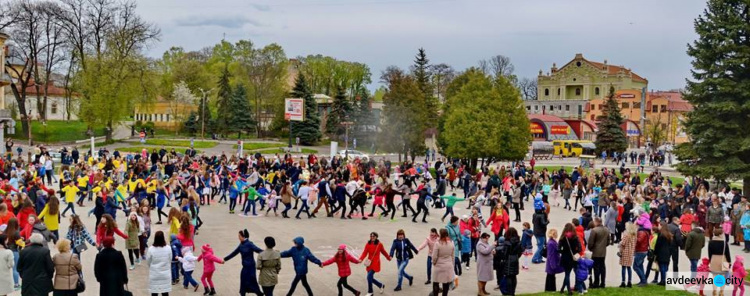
479, 54, 515, 78
430, 63, 455, 103
0, 1, 22, 32
518, 77, 538, 100
5, 0, 44, 141
32, 2, 66, 121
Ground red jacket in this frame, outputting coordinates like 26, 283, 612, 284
358, 241, 390, 273
617, 204, 624, 222
468, 217, 482, 239
17, 207, 35, 229
575, 225, 586, 256
486, 209, 509, 235
322, 250, 360, 277
96, 225, 128, 245
635, 229, 650, 253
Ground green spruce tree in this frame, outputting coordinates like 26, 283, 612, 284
290, 74, 321, 145
325, 86, 352, 137
215, 66, 232, 136
412, 48, 438, 128
352, 88, 376, 149
676, 0, 750, 194
227, 84, 256, 139
594, 86, 628, 155
183, 111, 199, 135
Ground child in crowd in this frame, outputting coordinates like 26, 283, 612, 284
722, 215, 733, 244
575, 252, 594, 295
521, 222, 534, 270
280, 236, 321, 296
177, 249, 201, 291
732, 255, 746, 296
461, 230, 472, 269
321, 244, 361, 296
265, 190, 279, 216
170, 234, 182, 285
197, 244, 224, 295
696, 258, 711, 296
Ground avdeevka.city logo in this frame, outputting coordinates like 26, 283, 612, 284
666, 272, 745, 292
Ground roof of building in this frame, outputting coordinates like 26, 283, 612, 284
648, 91, 693, 112
23, 80, 78, 97
527, 113, 566, 123
556, 54, 648, 84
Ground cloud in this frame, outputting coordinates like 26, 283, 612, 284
174, 15, 262, 29
250, 3, 271, 11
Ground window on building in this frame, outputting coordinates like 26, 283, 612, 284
590, 114, 595, 120
661, 123, 667, 129
166, 114, 170, 122
595, 87, 600, 95
160, 114, 164, 121
591, 105, 595, 111
661, 105, 667, 113
652, 105, 658, 113
534, 105, 538, 111
526, 106, 531, 111
598, 104, 603, 110
550, 105, 554, 111
565, 105, 570, 111
575, 88, 581, 96
558, 105, 562, 111
51, 102, 58, 114
633, 102, 641, 109
544, 89, 549, 96
557, 88, 560, 96
622, 102, 629, 109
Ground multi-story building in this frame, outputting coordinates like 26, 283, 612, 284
0, 32, 17, 150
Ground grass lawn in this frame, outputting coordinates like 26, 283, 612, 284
113, 146, 202, 154
534, 165, 685, 185
521, 285, 692, 296
232, 142, 287, 150
136, 139, 217, 149
11, 121, 105, 143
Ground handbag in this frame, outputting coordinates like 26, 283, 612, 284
363, 244, 375, 267
67, 254, 85, 293
124, 284, 133, 296
566, 238, 580, 261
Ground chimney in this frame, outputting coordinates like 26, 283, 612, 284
575, 53, 583, 59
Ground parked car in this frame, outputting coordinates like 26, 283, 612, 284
338, 149, 369, 162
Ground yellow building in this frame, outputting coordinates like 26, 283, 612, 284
0, 32, 17, 149
134, 98, 197, 130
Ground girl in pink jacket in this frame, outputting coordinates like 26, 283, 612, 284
197, 244, 224, 295
733, 255, 746, 296
321, 244, 361, 296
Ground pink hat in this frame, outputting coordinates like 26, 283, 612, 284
338, 244, 347, 250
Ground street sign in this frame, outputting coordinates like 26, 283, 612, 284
353, 138, 357, 149
296, 137, 300, 145
285, 98, 304, 121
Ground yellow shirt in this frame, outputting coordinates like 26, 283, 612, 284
61, 185, 80, 203
169, 217, 181, 237
76, 176, 88, 187
38, 205, 59, 231
128, 179, 145, 192
146, 180, 158, 194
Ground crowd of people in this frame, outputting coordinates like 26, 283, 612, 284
0, 144, 747, 296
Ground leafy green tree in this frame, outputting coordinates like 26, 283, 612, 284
215, 66, 232, 135
227, 84, 256, 138
379, 66, 428, 160
412, 48, 438, 128
296, 55, 372, 97
290, 74, 321, 145
675, 0, 750, 194
441, 68, 530, 169
325, 86, 352, 137
595, 86, 628, 155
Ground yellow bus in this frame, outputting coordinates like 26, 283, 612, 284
552, 140, 596, 157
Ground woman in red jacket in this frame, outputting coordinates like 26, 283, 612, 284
16, 199, 35, 230
321, 244, 361, 296
486, 204, 509, 240
358, 232, 391, 295
95, 213, 127, 248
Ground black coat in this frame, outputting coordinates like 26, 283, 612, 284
532, 211, 548, 236
654, 235, 672, 264
503, 238, 523, 276
558, 235, 581, 270
95, 247, 129, 296
17, 243, 54, 296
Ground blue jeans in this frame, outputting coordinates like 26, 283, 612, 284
658, 263, 668, 284
295, 202, 310, 218
576, 279, 585, 293
426, 256, 432, 282
62, 202, 76, 216
441, 206, 454, 220
12, 250, 18, 285
367, 270, 383, 293
244, 199, 257, 215
598, 206, 608, 217
562, 269, 573, 292
633, 252, 647, 284
621, 266, 632, 283
532, 235, 546, 263
396, 259, 413, 288
183, 270, 198, 287
171, 262, 180, 282
689, 259, 698, 278
592, 203, 599, 216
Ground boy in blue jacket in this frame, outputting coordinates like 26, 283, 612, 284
280, 236, 321, 296
170, 234, 183, 285
461, 229, 472, 269
576, 252, 594, 294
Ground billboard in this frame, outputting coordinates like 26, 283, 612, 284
550, 125, 569, 135
285, 98, 304, 121
530, 123, 544, 134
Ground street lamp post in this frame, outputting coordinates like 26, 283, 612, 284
198, 88, 214, 139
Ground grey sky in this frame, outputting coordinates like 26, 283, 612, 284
136, 0, 707, 91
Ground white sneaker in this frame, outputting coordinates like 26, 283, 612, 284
129, 265, 135, 270
379, 285, 385, 294
466, 266, 470, 270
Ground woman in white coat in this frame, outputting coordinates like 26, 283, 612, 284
0, 234, 14, 296
146, 231, 172, 296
